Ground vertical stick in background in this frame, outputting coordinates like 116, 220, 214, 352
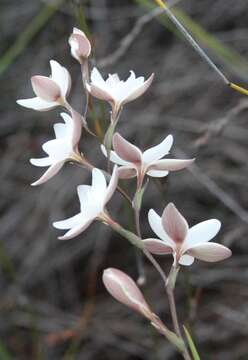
153, 0, 248, 96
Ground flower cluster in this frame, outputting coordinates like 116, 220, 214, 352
17, 27, 232, 356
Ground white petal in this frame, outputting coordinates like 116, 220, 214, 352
105, 165, 118, 204
86, 83, 113, 102
146, 169, 169, 177
50, 60, 71, 97
184, 219, 221, 251
122, 73, 154, 104
57, 219, 93, 240
92, 168, 107, 194
101, 145, 130, 166
143, 239, 173, 255
31, 162, 64, 186
91, 67, 106, 87
142, 135, 173, 163
149, 158, 194, 172
186, 243, 232, 262
179, 255, 194, 266
106, 73, 120, 87
42, 139, 72, 161
53, 213, 83, 229
148, 209, 174, 247
54, 123, 69, 139
16, 97, 56, 111
30, 157, 53, 167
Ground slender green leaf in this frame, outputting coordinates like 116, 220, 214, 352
183, 325, 201, 360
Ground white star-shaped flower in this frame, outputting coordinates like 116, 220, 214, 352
30, 112, 82, 186
53, 167, 118, 240
86, 67, 154, 114
101, 133, 194, 182
17, 60, 71, 111
143, 203, 232, 266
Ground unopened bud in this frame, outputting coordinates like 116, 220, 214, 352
69, 28, 91, 63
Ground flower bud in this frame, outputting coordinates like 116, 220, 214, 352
103, 268, 152, 319
69, 28, 91, 63
31, 76, 61, 102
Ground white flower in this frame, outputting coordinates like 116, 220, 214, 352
53, 167, 118, 240
17, 60, 71, 111
69, 27, 91, 63
30, 112, 82, 186
101, 133, 194, 182
143, 203, 232, 266
86, 67, 154, 113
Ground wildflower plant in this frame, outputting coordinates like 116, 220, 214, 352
17, 25, 232, 360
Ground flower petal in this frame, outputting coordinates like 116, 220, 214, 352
148, 209, 174, 247
101, 145, 130, 166
30, 157, 53, 167
31, 162, 64, 186
42, 139, 72, 161
53, 213, 83, 229
31, 76, 61, 101
178, 254, 194, 266
162, 203, 188, 243
50, 60, 71, 97
86, 83, 114, 102
186, 243, 232, 262
16, 97, 56, 111
92, 168, 107, 194
142, 135, 173, 163
105, 165, 119, 204
146, 169, 169, 177
113, 133, 142, 163
123, 73, 154, 104
143, 239, 173, 255
184, 219, 221, 250
149, 158, 194, 172
57, 219, 93, 240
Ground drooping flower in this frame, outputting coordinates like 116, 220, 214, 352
86, 67, 154, 115
103, 268, 152, 319
69, 27, 91, 63
30, 111, 82, 186
17, 60, 71, 111
101, 133, 194, 184
53, 167, 118, 240
143, 203, 232, 266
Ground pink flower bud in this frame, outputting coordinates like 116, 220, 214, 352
69, 28, 91, 63
31, 76, 61, 102
103, 268, 152, 319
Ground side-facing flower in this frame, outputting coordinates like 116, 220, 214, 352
101, 133, 194, 185
86, 67, 154, 116
30, 111, 82, 186
143, 203, 232, 266
69, 27, 91, 63
103, 268, 153, 319
17, 60, 71, 111
53, 167, 118, 240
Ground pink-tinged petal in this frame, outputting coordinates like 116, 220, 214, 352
149, 158, 195, 172
56, 219, 93, 240
178, 254, 194, 266
105, 165, 119, 204
162, 203, 188, 243
186, 243, 232, 262
184, 219, 221, 251
69, 29, 91, 61
101, 145, 130, 166
148, 209, 174, 247
50, 60, 71, 97
122, 73, 154, 104
31, 161, 64, 186
113, 133, 142, 164
146, 169, 169, 177
30, 157, 53, 167
70, 110, 83, 147
103, 268, 152, 319
118, 166, 137, 179
53, 213, 83, 229
143, 239, 173, 255
142, 135, 173, 163
31, 76, 61, 102
16, 97, 56, 111
86, 83, 114, 102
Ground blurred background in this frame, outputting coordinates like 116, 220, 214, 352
1, 0, 248, 359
